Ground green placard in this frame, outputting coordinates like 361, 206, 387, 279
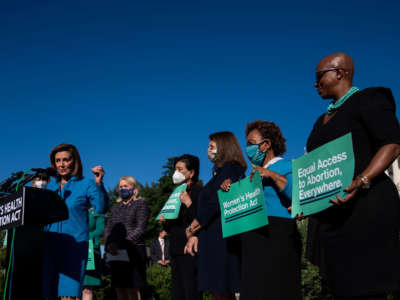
86, 239, 95, 270
218, 172, 268, 238
291, 133, 355, 217
156, 184, 187, 220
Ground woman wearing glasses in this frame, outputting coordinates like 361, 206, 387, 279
307, 53, 400, 299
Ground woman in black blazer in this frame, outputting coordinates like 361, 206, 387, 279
185, 132, 247, 300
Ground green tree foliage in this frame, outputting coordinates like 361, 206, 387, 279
146, 264, 172, 300
141, 157, 177, 245
298, 220, 333, 300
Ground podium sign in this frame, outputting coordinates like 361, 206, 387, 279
0, 191, 25, 230
0, 187, 68, 231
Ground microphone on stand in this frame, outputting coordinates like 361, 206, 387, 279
31, 168, 58, 178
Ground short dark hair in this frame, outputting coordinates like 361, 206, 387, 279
245, 120, 287, 156
175, 154, 200, 183
49, 143, 83, 178
209, 131, 247, 170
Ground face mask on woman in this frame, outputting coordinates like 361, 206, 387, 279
246, 143, 267, 166
208, 149, 217, 162
172, 171, 186, 184
119, 188, 134, 199
34, 181, 47, 189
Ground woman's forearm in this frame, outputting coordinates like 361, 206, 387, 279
361, 144, 400, 182
269, 170, 288, 191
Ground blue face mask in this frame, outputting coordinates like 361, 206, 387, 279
119, 188, 134, 199
246, 143, 266, 166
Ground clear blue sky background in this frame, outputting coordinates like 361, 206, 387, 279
1, 0, 399, 190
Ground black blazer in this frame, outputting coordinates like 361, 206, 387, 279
150, 238, 171, 262
163, 182, 202, 256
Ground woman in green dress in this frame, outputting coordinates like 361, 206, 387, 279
82, 207, 106, 300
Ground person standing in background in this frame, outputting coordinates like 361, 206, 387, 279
104, 176, 149, 300
82, 207, 106, 300
150, 229, 170, 267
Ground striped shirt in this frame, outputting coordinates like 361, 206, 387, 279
104, 198, 149, 247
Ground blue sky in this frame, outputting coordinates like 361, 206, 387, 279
1, 0, 399, 190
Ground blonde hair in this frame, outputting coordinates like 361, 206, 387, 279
116, 176, 141, 202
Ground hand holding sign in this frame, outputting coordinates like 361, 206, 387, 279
156, 184, 187, 220
220, 178, 232, 191
291, 133, 355, 217
179, 191, 192, 207
331, 176, 363, 205
250, 166, 271, 181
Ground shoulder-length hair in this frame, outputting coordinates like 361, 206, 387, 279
245, 120, 287, 156
116, 176, 142, 202
209, 131, 247, 171
50, 143, 83, 178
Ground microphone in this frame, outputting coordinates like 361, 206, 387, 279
31, 167, 58, 177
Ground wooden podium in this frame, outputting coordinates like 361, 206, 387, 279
1, 186, 68, 300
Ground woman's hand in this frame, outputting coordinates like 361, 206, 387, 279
180, 191, 192, 207
251, 166, 287, 190
92, 166, 105, 185
330, 177, 363, 205
220, 178, 232, 191
287, 206, 305, 221
186, 219, 201, 238
184, 236, 199, 256
250, 166, 271, 181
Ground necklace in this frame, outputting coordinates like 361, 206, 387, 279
327, 86, 359, 114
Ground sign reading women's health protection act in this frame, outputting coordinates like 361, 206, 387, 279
218, 172, 268, 238
291, 133, 355, 217
156, 184, 187, 220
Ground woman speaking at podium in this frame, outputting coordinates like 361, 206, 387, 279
42, 143, 108, 300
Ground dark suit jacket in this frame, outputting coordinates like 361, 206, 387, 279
163, 183, 202, 256
150, 238, 171, 263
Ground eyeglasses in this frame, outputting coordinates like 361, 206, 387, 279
315, 67, 340, 83
246, 140, 267, 147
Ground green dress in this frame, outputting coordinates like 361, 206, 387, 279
83, 209, 106, 287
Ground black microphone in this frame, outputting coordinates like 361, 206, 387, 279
31, 167, 58, 177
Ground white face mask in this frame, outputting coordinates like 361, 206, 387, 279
34, 181, 47, 189
172, 171, 186, 185
208, 149, 217, 162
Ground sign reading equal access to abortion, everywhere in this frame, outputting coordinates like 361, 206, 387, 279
156, 184, 187, 220
218, 172, 267, 238
291, 133, 355, 217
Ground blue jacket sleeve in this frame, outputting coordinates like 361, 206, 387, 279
197, 164, 244, 227
87, 179, 109, 214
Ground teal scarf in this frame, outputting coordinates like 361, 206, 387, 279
327, 86, 359, 114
